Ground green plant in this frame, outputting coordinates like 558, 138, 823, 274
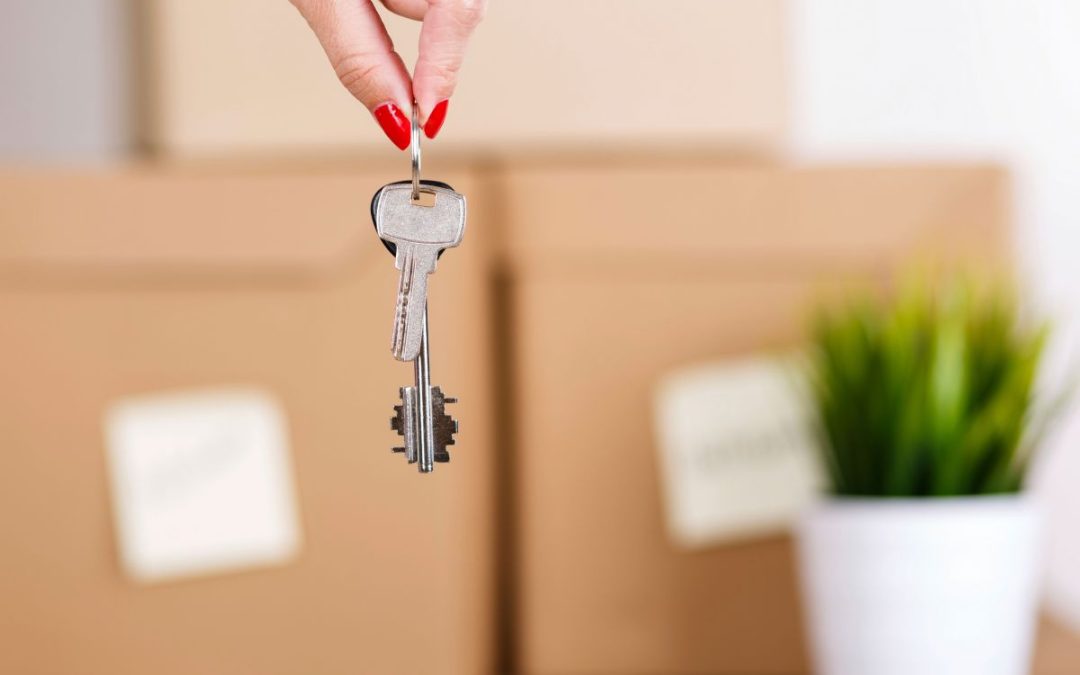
809, 276, 1054, 497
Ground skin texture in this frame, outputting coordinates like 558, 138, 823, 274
289, 0, 486, 144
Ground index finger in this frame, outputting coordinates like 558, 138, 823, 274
291, 0, 414, 147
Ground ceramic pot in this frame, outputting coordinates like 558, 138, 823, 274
797, 495, 1041, 675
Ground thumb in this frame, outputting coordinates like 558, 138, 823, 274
413, 0, 486, 137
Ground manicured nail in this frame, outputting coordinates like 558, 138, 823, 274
373, 103, 410, 150
424, 100, 450, 139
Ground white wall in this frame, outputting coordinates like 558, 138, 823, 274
790, 0, 1080, 629
0, 0, 131, 163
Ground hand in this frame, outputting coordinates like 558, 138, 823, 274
290, 0, 485, 149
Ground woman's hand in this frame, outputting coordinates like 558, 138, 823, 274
290, 0, 485, 149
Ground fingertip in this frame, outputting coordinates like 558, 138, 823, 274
373, 102, 412, 150
423, 100, 450, 139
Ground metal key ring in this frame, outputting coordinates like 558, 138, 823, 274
411, 102, 421, 200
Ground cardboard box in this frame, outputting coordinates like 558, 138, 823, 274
138, 0, 787, 156
9, 157, 1079, 675
0, 165, 495, 675
500, 163, 1010, 674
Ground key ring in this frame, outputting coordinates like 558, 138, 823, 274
411, 102, 422, 201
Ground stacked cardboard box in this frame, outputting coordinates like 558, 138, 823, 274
0, 165, 495, 675
7, 160, 1074, 674
498, 162, 1009, 673
137, 0, 786, 156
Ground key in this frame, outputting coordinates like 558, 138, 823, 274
388, 306, 459, 472
372, 179, 464, 473
372, 182, 466, 362
374, 103, 464, 474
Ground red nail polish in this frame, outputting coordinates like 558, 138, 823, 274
424, 100, 450, 139
373, 103, 410, 150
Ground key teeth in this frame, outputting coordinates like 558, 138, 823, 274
391, 386, 419, 463
431, 386, 459, 464
391, 387, 407, 434
390, 385, 459, 468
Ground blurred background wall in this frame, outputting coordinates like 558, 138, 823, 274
0, 0, 132, 161
4, 1, 1080, 673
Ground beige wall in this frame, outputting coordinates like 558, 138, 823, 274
141, 0, 787, 157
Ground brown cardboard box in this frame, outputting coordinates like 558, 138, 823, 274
8, 158, 1080, 675
499, 163, 1010, 674
138, 0, 787, 157
0, 165, 494, 675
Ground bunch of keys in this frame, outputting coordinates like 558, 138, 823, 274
371, 104, 465, 473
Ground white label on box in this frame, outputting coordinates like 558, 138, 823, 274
105, 388, 301, 583
654, 355, 823, 548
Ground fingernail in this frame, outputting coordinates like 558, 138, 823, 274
424, 100, 450, 139
373, 103, 410, 150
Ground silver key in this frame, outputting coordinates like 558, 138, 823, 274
388, 306, 459, 472
376, 102, 463, 474
374, 183, 466, 362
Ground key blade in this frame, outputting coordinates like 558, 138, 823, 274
390, 247, 436, 361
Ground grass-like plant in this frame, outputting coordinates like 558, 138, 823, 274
809, 276, 1054, 497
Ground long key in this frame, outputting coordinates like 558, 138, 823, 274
373, 182, 466, 361
389, 308, 460, 472
413, 307, 436, 471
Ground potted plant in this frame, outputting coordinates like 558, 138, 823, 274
797, 277, 1057, 675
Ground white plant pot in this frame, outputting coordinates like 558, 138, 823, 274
796, 495, 1041, 675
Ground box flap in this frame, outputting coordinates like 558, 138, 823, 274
497, 163, 1008, 276
144, 0, 785, 156
0, 165, 450, 282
